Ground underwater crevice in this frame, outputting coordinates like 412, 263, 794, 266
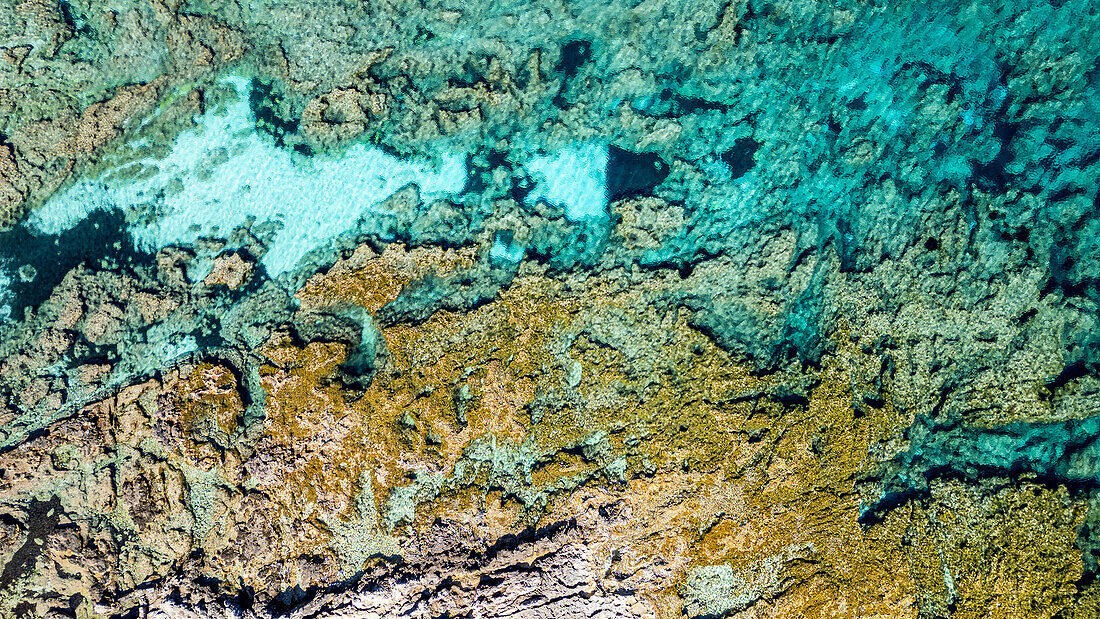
720, 137, 760, 180
861, 411, 1100, 525
249, 77, 310, 154
0, 210, 149, 321
0, 496, 63, 594
607, 145, 670, 201
551, 38, 594, 108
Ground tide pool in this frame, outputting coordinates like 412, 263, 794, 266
28, 76, 468, 278
525, 142, 609, 222
27, 75, 624, 281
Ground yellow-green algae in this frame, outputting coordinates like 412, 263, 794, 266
233, 247, 1094, 617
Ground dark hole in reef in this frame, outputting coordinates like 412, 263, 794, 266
1045, 235, 1097, 299
0, 209, 147, 322
998, 226, 1030, 242
463, 153, 484, 194
971, 117, 1020, 193
1045, 360, 1090, 395
495, 229, 516, 247
0, 496, 62, 593
57, 0, 89, 35
635, 88, 730, 118
269, 584, 320, 615
484, 149, 509, 170
846, 96, 867, 110
464, 149, 510, 194
249, 78, 301, 149
942, 81, 962, 104
237, 585, 256, 610
721, 137, 760, 180
448, 55, 488, 88
607, 145, 670, 201
1087, 58, 1100, 88
557, 39, 592, 79
1050, 186, 1085, 203
1082, 148, 1100, 169
671, 93, 728, 115
924, 237, 940, 251
416, 26, 436, 44
510, 174, 535, 204
551, 39, 594, 108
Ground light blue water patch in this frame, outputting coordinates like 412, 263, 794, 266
28, 76, 467, 278
142, 330, 199, 370
488, 232, 525, 264
0, 269, 10, 322
525, 143, 608, 222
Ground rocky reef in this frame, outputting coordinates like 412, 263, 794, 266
1, 0, 1099, 617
